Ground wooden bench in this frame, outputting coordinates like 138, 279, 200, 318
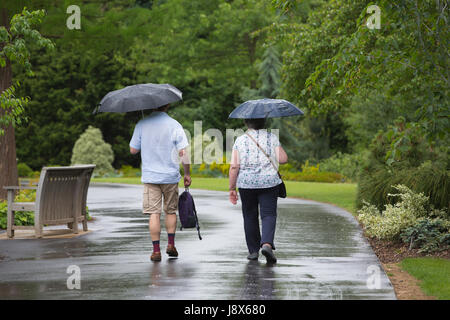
3, 165, 96, 238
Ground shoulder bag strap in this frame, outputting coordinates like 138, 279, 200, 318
245, 132, 282, 179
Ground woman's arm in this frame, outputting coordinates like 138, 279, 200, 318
276, 146, 288, 164
229, 149, 240, 205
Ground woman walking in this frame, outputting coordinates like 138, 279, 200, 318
229, 118, 288, 263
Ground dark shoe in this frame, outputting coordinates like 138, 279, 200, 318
261, 245, 277, 263
247, 252, 259, 260
151, 251, 161, 262
166, 245, 178, 257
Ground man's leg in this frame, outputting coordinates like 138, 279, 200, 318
162, 183, 179, 257
143, 184, 163, 261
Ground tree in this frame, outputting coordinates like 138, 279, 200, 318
0, 6, 53, 199
299, 0, 449, 162
71, 125, 114, 176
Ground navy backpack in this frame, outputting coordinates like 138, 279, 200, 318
178, 188, 202, 240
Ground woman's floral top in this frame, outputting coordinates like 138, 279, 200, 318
232, 129, 282, 189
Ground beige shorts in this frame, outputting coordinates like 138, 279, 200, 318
143, 183, 179, 215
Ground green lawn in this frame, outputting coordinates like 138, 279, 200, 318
400, 257, 450, 300
92, 177, 357, 214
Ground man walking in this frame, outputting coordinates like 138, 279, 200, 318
130, 104, 191, 262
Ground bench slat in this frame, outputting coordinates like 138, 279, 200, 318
3, 186, 38, 190
43, 216, 86, 225
11, 202, 35, 211
12, 225, 35, 230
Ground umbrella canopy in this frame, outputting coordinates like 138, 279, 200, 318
228, 98, 304, 119
94, 83, 182, 114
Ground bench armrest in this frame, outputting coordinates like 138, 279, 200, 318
3, 186, 38, 190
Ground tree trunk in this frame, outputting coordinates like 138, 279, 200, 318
0, 7, 18, 200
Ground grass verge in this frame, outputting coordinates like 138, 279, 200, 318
400, 257, 450, 300
92, 177, 357, 213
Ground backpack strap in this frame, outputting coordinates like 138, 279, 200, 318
191, 199, 202, 240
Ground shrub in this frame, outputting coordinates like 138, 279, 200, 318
357, 162, 450, 214
71, 126, 114, 177
17, 163, 33, 178
358, 185, 431, 240
401, 217, 450, 253
0, 201, 34, 229
319, 151, 368, 181
118, 165, 141, 177
280, 160, 345, 183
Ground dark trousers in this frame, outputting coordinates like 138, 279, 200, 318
238, 185, 279, 253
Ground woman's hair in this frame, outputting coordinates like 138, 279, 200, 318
244, 118, 266, 130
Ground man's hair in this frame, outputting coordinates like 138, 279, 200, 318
244, 118, 266, 130
155, 104, 170, 112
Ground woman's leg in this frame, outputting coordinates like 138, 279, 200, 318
238, 188, 261, 254
258, 186, 279, 250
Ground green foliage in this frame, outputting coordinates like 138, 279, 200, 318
0, 200, 34, 229
0, 188, 35, 229
17, 162, 33, 177
0, 8, 54, 135
401, 217, 450, 254
319, 151, 368, 181
279, 161, 345, 183
357, 163, 449, 214
15, 46, 139, 170
118, 165, 141, 178
358, 185, 437, 240
71, 126, 114, 177
299, 0, 449, 160
357, 119, 449, 212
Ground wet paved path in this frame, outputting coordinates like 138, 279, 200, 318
0, 184, 395, 299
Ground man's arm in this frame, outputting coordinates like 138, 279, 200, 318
179, 148, 191, 187
130, 147, 140, 155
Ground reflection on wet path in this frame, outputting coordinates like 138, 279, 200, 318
0, 184, 395, 299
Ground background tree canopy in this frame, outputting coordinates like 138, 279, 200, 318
2, 0, 448, 210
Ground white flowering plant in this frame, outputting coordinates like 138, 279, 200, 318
357, 184, 444, 240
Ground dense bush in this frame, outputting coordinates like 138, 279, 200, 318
17, 163, 34, 178
401, 217, 450, 253
357, 162, 450, 214
71, 126, 115, 177
319, 151, 368, 182
0, 201, 35, 229
0, 189, 36, 229
280, 161, 345, 183
357, 118, 449, 213
188, 159, 346, 183
358, 185, 448, 245
358, 185, 428, 240
118, 165, 141, 178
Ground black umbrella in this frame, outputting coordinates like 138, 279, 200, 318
93, 83, 182, 114
228, 98, 303, 119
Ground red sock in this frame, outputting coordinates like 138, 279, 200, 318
152, 240, 160, 253
168, 233, 175, 246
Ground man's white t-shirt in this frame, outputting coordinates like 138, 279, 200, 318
129, 112, 189, 184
